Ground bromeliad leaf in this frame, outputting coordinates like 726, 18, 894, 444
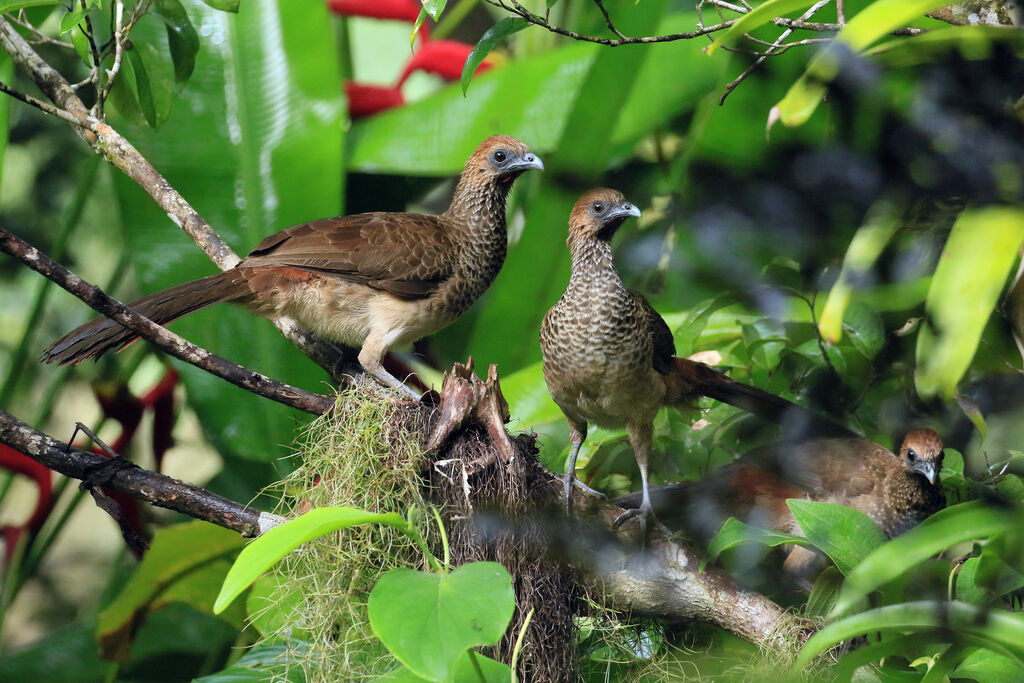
461, 17, 528, 94
213, 507, 410, 614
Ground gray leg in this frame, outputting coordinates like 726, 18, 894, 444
613, 422, 655, 542
563, 419, 587, 516
359, 339, 422, 399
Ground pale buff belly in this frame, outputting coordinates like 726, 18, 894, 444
259, 278, 454, 350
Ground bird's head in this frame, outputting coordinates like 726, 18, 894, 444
899, 428, 944, 486
464, 135, 543, 187
568, 188, 642, 244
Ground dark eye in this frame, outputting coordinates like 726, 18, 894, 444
593, 203, 604, 213
493, 150, 507, 163
907, 449, 917, 462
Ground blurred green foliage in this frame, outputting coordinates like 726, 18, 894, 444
0, 0, 1023, 681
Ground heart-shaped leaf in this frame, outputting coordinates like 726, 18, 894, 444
369, 562, 515, 682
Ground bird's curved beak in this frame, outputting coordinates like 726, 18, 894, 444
605, 202, 642, 222
508, 152, 544, 173
913, 460, 938, 485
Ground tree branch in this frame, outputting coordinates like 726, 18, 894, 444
0, 408, 282, 537
0, 226, 335, 416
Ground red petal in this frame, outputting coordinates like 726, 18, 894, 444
328, 0, 420, 22
346, 81, 405, 118
0, 445, 53, 532
142, 369, 178, 471
397, 40, 493, 86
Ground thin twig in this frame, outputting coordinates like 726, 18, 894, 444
8, 14, 74, 49
591, 0, 626, 39
0, 226, 335, 415
0, 80, 89, 127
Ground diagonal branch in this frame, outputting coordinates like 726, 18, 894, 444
0, 408, 282, 537
0, 226, 335, 416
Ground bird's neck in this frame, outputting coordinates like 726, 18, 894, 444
568, 238, 621, 290
439, 180, 512, 310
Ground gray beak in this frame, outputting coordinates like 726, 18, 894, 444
606, 202, 642, 221
913, 461, 938, 486
509, 153, 544, 172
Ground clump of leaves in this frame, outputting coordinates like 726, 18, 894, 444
247, 380, 433, 682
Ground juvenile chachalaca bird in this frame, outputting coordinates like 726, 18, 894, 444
539, 188, 848, 536
45, 136, 543, 397
615, 428, 945, 575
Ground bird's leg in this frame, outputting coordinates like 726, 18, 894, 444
564, 419, 588, 516
614, 422, 655, 541
358, 341, 422, 400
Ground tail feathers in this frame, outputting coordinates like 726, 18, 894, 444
669, 357, 855, 439
43, 271, 252, 365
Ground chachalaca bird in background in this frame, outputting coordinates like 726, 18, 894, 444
539, 188, 850, 536
615, 428, 945, 576
44, 136, 543, 397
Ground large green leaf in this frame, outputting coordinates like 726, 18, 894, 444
788, 499, 887, 575
213, 507, 410, 614
368, 563, 515, 683
96, 522, 244, 662
193, 640, 306, 682
915, 206, 1024, 398
796, 601, 1024, 669
112, 0, 344, 462
831, 502, 1022, 617
379, 652, 511, 683
705, 516, 812, 568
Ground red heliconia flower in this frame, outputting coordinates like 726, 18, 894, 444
0, 444, 55, 565
142, 368, 178, 472
396, 39, 492, 86
328, 0, 423, 24
346, 81, 405, 119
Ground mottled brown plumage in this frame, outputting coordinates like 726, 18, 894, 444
45, 136, 543, 396
616, 429, 945, 576
540, 189, 683, 536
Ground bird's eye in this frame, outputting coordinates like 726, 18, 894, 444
493, 150, 507, 163
907, 449, 917, 462
593, 203, 604, 213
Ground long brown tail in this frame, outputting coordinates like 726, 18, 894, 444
43, 270, 253, 365
668, 357, 855, 439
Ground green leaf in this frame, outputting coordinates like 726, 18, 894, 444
113, 0, 344, 464
954, 647, 1024, 682
819, 202, 901, 342
0, 0, 59, 13
379, 652, 512, 683
69, 24, 91, 65
832, 502, 1022, 617
97, 522, 244, 662
245, 573, 310, 639
214, 507, 410, 614
150, 0, 200, 83
368, 563, 515, 682
955, 555, 1024, 606
502, 361, 564, 429
867, 26, 1024, 68
842, 302, 885, 359
461, 17, 528, 95
915, 207, 1024, 399
774, 0, 957, 126
193, 640, 307, 682
201, 0, 238, 12
796, 601, 1024, 669
420, 0, 447, 22
706, 0, 815, 56
127, 41, 176, 129
59, 7, 85, 34
788, 500, 887, 575
805, 566, 843, 617
705, 516, 811, 568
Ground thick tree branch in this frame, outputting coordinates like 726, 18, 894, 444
0, 409, 281, 537
0, 226, 335, 416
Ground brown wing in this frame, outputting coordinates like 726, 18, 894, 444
630, 291, 675, 375
239, 213, 458, 300
742, 437, 887, 498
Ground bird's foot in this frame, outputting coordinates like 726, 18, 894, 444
80, 455, 136, 491
563, 470, 575, 518
613, 502, 653, 543
365, 364, 426, 401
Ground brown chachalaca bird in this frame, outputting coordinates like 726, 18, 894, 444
615, 428, 945, 575
539, 188, 849, 536
44, 136, 543, 397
